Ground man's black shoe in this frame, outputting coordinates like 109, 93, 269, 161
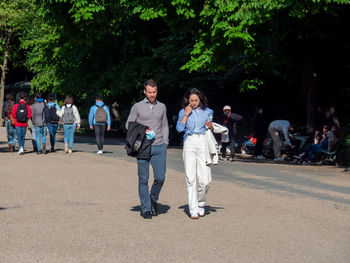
151, 200, 158, 216
141, 211, 152, 219
51, 148, 55, 153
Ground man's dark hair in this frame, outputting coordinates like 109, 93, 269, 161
95, 95, 102, 101
26, 95, 35, 106
143, 79, 158, 89
182, 88, 208, 109
35, 92, 42, 99
5, 93, 14, 101
18, 92, 26, 100
47, 93, 55, 102
289, 121, 296, 130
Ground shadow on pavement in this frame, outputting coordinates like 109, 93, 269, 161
225, 172, 350, 205
178, 204, 224, 217
130, 204, 171, 215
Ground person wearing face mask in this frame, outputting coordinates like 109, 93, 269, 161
176, 88, 214, 219
125, 79, 169, 220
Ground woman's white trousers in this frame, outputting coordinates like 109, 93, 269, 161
183, 134, 212, 216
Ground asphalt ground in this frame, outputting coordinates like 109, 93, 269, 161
1, 127, 350, 262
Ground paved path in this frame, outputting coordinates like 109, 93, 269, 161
1, 127, 350, 262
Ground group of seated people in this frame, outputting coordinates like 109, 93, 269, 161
295, 124, 339, 164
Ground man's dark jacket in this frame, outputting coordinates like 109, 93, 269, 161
126, 122, 154, 160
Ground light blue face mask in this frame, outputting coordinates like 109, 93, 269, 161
146, 130, 155, 140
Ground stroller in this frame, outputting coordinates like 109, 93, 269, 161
241, 132, 311, 160
240, 135, 274, 158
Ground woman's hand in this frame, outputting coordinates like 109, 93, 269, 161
206, 121, 213, 131
181, 104, 192, 124
184, 104, 192, 116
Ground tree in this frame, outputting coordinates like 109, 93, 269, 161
125, 0, 350, 128
30, 0, 350, 129
0, 0, 34, 126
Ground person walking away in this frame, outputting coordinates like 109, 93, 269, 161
31, 92, 48, 154
268, 120, 296, 161
176, 88, 214, 219
3, 94, 17, 152
253, 107, 266, 159
26, 96, 37, 152
46, 93, 60, 152
56, 96, 81, 153
11, 92, 32, 155
88, 96, 111, 155
125, 79, 169, 219
218, 105, 242, 161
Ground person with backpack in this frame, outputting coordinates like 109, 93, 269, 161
11, 92, 32, 155
3, 94, 17, 152
46, 93, 61, 152
56, 96, 81, 153
88, 96, 111, 155
31, 92, 48, 154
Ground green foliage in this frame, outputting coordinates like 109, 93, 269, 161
8, 0, 348, 131
0, 0, 33, 62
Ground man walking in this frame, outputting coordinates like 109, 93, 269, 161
11, 92, 31, 155
126, 79, 169, 219
88, 96, 111, 155
31, 92, 48, 154
46, 93, 60, 152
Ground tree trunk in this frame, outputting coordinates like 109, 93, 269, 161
301, 54, 317, 133
0, 30, 12, 127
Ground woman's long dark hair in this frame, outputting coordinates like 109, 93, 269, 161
182, 88, 208, 109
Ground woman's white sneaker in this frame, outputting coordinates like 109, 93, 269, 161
17, 147, 24, 155
191, 213, 199, 219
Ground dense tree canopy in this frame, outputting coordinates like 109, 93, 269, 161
1, 0, 349, 132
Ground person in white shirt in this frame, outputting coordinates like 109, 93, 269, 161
268, 120, 296, 161
56, 96, 81, 153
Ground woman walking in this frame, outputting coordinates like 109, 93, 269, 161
176, 88, 214, 219
56, 96, 81, 153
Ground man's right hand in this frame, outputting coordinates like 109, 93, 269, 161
90, 126, 93, 130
